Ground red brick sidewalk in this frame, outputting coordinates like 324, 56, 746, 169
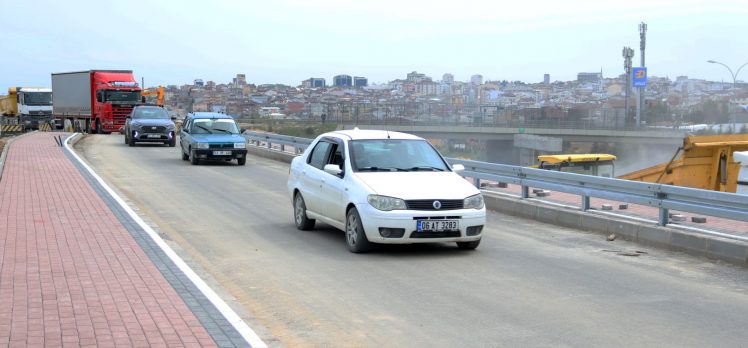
0, 133, 217, 347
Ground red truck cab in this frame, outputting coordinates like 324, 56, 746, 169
91, 71, 141, 133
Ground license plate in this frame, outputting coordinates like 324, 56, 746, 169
213, 150, 231, 156
417, 220, 458, 232
146, 134, 161, 138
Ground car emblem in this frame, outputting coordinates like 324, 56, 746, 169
151, 126, 157, 130
433, 200, 442, 210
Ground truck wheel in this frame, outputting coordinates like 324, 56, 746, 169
95, 119, 102, 134
190, 149, 199, 165
237, 157, 246, 166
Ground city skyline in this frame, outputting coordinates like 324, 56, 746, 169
1, 0, 747, 89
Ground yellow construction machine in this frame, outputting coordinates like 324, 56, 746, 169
619, 134, 748, 193
141, 86, 165, 106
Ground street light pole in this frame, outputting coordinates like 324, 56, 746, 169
622, 47, 635, 125
707, 60, 748, 132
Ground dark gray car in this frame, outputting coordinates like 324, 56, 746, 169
125, 106, 177, 147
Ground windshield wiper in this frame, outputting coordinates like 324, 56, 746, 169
408, 166, 445, 171
195, 125, 213, 134
358, 166, 408, 172
213, 129, 232, 134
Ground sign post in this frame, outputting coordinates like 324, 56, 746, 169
632, 67, 647, 126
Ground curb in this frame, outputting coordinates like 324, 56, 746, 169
483, 193, 748, 267
65, 134, 268, 347
245, 143, 748, 267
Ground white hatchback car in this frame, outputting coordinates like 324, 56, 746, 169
287, 129, 486, 253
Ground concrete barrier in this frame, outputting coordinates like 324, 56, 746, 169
483, 192, 748, 266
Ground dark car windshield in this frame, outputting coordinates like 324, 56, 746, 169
23, 92, 52, 105
132, 107, 169, 119
350, 139, 449, 172
190, 119, 240, 134
105, 90, 141, 103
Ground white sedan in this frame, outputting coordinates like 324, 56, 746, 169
287, 128, 486, 253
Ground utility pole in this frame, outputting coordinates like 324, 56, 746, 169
636, 22, 647, 126
622, 47, 635, 125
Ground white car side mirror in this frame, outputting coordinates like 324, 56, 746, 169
324, 164, 343, 176
452, 164, 465, 173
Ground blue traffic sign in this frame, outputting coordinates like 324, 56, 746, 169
632, 67, 647, 87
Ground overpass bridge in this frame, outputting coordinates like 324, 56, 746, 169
340, 123, 686, 144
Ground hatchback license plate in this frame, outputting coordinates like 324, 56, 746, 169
417, 220, 458, 232
213, 150, 231, 156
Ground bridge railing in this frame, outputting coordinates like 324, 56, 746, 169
244, 131, 312, 154
449, 158, 748, 226
243, 132, 748, 227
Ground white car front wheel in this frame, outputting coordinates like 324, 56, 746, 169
345, 207, 372, 253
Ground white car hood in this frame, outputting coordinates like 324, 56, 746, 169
355, 172, 480, 200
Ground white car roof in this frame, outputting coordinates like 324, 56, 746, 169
326, 128, 423, 141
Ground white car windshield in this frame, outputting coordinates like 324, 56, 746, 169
350, 139, 448, 172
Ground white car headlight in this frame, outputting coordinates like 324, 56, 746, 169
464, 194, 484, 209
197, 142, 209, 149
234, 142, 246, 149
367, 195, 407, 211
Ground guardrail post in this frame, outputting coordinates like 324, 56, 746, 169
266, 140, 271, 149
658, 208, 669, 226
581, 195, 590, 211
473, 177, 480, 188
280, 144, 285, 152
521, 185, 529, 199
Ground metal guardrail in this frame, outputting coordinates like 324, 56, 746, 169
449, 159, 748, 226
244, 131, 312, 154
244, 132, 748, 226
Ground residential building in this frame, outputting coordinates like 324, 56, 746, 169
232, 74, 247, 86
407, 71, 429, 83
471, 74, 483, 85
302, 78, 326, 88
577, 72, 602, 83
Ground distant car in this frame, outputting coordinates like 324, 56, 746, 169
286, 128, 486, 253
124, 105, 177, 147
179, 112, 248, 165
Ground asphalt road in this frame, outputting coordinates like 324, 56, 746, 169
76, 134, 748, 348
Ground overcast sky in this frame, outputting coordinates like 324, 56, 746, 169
1, 0, 747, 89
